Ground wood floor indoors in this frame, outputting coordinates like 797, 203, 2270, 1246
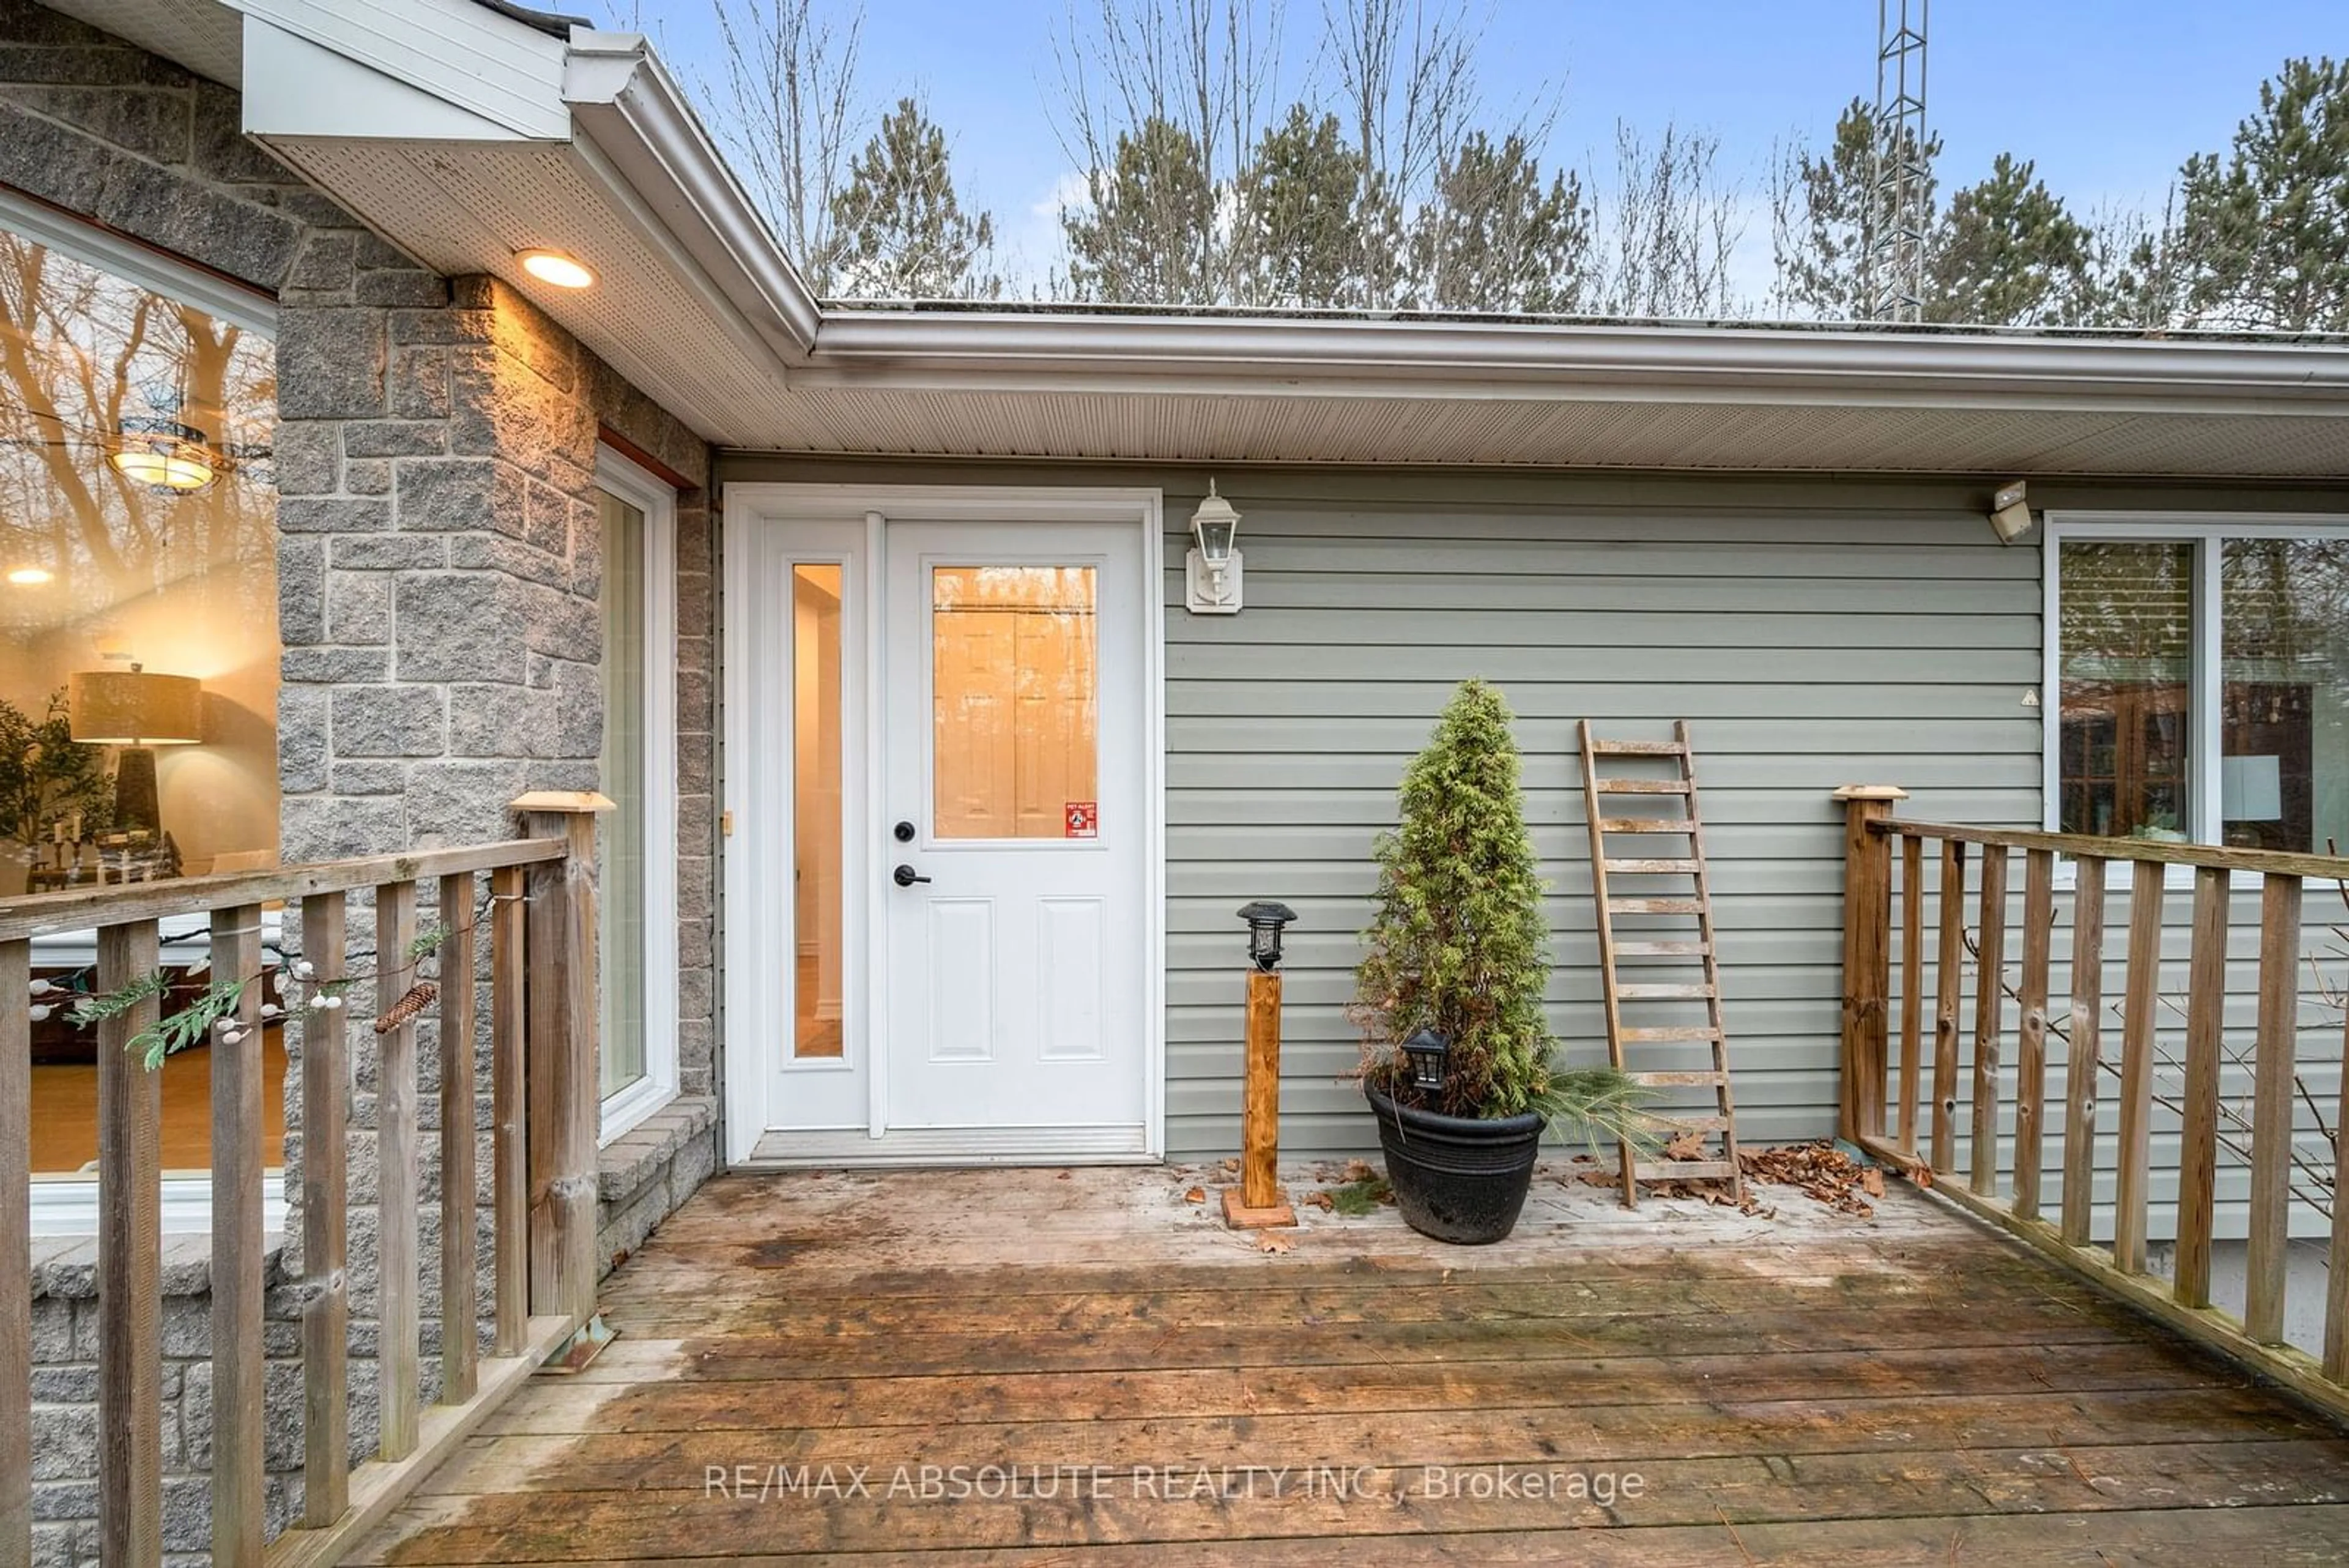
351, 1164, 2349, 1565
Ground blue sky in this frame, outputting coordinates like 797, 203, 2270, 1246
614, 1, 2344, 290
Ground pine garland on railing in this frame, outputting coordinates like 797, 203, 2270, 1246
37, 886, 512, 1072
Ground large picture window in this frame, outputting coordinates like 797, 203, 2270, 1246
2050, 517, 2349, 855
0, 198, 280, 1216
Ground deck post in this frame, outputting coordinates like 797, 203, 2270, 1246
513, 791, 614, 1334
1831, 786, 1908, 1143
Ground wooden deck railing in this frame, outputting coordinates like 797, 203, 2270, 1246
1835, 785, 2349, 1423
1, 793, 607, 1567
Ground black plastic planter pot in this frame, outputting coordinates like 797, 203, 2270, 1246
1366, 1085, 1543, 1245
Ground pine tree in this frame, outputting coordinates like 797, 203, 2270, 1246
1351, 679, 1553, 1120
1236, 104, 1379, 309
1924, 154, 2095, 326
825, 97, 999, 299
1409, 130, 1594, 314
2176, 56, 2349, 331
1060, 116, 1219, 304
1769, 98, 1942, 321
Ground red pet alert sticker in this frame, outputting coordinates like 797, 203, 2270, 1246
1064, 801, 1099, 839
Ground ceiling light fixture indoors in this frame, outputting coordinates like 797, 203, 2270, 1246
6, 567, 51, 585
109, 417, 218, 492
518, 248, 595, 289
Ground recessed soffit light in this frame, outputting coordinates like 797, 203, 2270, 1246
518, 249, 595, 289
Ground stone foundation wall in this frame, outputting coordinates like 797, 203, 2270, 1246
27, 1241, 308, 1564
4, 2, 722, 1558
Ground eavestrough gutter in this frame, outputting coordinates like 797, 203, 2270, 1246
801, 309, 2349, 414
562, 32, 821, 363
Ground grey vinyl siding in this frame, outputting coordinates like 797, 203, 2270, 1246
1159, 484, 2042, 1159
715, 457, 2349, 1172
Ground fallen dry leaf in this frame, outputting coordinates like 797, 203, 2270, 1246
1183, 1186, 1206, 1205
1662, 1130, 1710, 1162
1256, 1232, 1295, 1254
1304, 1191, 1336, 1211
1739, 1142, 1878, 1218
1341, 1159, 1377, 1183
1056, 1170, 1072, 1181
1219, 1158, 1242, 1176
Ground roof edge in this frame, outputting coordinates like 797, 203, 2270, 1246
800, 308, 2349, 412
562, 31, 820, 361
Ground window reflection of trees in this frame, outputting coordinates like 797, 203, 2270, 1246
0, 231, 275, 615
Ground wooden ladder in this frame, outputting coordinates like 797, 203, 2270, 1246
1578, 720, 1744, 1207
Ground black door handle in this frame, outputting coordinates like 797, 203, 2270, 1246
892, 864, 932, 887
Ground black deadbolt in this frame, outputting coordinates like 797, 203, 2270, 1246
893, 820, 916, 842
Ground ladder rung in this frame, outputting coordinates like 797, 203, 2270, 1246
1605, 858, 1699, 874
1616, 983, 1715, 1000
1611, 940, 1710, 957
1630, 1069, 1730, 1087
1588, 740, 1687, 756
1622, 1027, 1724, 1044
1592, 779, 1690, 795
1633, 1159, 1738, 1181
1608, 898, 1703, 915
1646, 1114, 1734, 1134
1596, 817, 1694, 834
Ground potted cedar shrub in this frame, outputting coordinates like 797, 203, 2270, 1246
1351, 679, 1650, 1244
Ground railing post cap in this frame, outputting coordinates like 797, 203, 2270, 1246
510, 790, 617, 815
1831, 785, 1910, 803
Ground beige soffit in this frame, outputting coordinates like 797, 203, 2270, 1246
33, 0, 2349, 476
37, 0, 247, 87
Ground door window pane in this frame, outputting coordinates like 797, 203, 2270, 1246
793, 563, 845, 1057
2058, 540, 2194, 840
2221, 538, 2349, 854
931, 565, 1098, 839
598, 491, 647, 1099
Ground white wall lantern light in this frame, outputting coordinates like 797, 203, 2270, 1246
1185, 480, 1243, 614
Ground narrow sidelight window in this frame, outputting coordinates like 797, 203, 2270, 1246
792, 563, 845, 1058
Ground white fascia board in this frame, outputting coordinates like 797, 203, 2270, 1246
802, 310, 2349, 416
241, 17, 528, 141
234, 0, 570, 140
563, 32, 820, 360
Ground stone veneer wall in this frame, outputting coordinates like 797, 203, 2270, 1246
0, 2, 722, 1558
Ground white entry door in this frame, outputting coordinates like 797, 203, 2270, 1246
880, 522, 1148, 1142
722, 488, 1162, 1167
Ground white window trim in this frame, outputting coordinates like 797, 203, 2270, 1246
0, 187, 275, 335
2043, 510, 2349, 889
7, 196, 278, 1237
595, 447, 681, 1145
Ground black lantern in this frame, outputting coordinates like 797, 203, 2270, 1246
1400, 1029, 1451, 1093
1236, 901, 1297, 971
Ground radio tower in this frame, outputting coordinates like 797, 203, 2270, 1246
1868, 0, 1929, 322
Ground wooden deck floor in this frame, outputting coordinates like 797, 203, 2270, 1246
354, 1163, 2349, 1565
